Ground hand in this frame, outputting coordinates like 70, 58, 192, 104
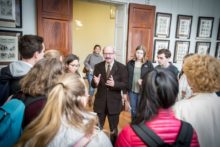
122, 94, 128, 105
105, 75, 115, 87
138, 79, 142, 86
122, 93, 128, 101
93, 74, 101, 86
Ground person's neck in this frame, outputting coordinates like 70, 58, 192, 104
93, 52, 99, 56
106, 61, 113, 65
162, 62, 170, 68
136, 59, 142, 63
22, 58, 36, 66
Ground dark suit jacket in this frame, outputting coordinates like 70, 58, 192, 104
91, 60, 128, 114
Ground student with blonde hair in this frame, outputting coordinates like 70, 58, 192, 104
15, 73, 112, 147
44, 49, 63, 61
15, 58, 64, 128
174, 54, 220, 147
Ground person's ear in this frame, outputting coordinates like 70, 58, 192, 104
60, 56, 63, 62
33, 51, 40, 61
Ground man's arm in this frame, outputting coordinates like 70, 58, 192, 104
112, 64, 128, 91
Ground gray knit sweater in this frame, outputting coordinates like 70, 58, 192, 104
84, 53, 103, 74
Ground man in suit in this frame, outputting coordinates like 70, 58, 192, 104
91, 46, 128, 145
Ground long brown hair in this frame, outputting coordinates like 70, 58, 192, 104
20, 58, 64, 96
15, 73, 98, 147
133, 45, 146, 63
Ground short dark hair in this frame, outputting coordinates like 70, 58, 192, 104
134, 68, 178, 124
93, 44, 101, 50
18, 35, 44, 59
157, 49, 171, 58
64, 54, 79, 65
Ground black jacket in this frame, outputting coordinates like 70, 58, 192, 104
91, 60, 128, 114
126, 60, 154, 91
0, 67, 23, 105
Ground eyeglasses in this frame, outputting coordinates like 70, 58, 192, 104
69, 64, 80, 67
103, 52, 114, 55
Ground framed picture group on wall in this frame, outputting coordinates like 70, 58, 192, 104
176, 15, 193, 39
215, 42, 220, 59
197, 17, 214, 38
155, 12, 172, 38
153, 39, 170, 62
195, 42, 211, 55
0, 0, 22, 28
217, 19, 220, 40
0, 30, 22, 65
173, 41, 190, 63
154, 12, 220, 61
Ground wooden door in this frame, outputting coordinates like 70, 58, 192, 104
37, 0, 73, 56
127, 4, 155, 61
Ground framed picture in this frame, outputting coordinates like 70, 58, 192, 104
173, 41, 190, 63
153, 39, 170, 62
215, 42, 220, 59
0, 0, 22, 28
217, 19, 220, 40
155, 12, 172, 38
196, 17, 214, 38
176, 15, 193, 39
195, 42, 211, 55
0, 30, 22, 65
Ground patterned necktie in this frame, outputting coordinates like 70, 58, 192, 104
106, 64, 111, 78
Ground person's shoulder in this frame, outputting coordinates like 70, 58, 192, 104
120, 124, 133, 133
0, 65, 11, 78
127, 59, 135, 64
116, 124, 133, 145
89, 130, 112, 147
155, 65, 161, 69
115, 61, 126, 67
169, 63, 178, 70
173, 98, 195, 114
96, 61, 105, 66
145, 60, 153, 64
143, 60, 153, 66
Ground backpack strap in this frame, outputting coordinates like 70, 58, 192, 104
175, 120, 193, 146
131, 121, 164, 147
132, 121, 194, 147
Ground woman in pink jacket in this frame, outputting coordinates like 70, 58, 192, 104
115, 68, 199, 147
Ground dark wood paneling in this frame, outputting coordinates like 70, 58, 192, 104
127, 4, 155, 61
37, 0, 73, 56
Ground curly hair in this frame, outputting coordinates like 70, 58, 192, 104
183, 54, 220, 93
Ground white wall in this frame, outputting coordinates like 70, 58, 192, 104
0, 0, 36, 68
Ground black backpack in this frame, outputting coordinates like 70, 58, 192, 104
131, 120, 193, 147
0, 77, 10, 106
